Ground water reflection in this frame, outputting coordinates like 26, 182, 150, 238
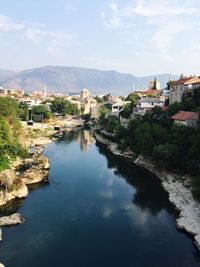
61, 128, 95, 151
96, 141, 175, 216
59, 129, 178, 216
0, 129, 200, 267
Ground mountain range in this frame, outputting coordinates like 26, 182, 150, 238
0, 66, 179, 95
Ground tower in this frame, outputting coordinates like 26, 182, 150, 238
132, 82, 135, 93
43, 85, 47, 99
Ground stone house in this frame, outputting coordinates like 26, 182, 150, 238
171, 111, 199, 127
169, 76, 200, 104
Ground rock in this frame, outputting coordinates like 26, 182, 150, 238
134, 154, 200, 251
0, 170, 15, 187
95, 133, 135, 159
22, 158, 34, 169
20, 156, 50, 185
0, 178, 28, 206
0, 213, 25, 227
0, 228, 2, 241
195, 235, 200, 250
20, 168, 49, 185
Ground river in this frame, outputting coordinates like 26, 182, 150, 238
0, 129, 200, 267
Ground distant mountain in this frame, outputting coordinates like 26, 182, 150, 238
0, 69, 16, 84
0, 66, 178, 95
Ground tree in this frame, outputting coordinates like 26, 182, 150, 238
94, 96, 104, 103
120, 103, 132, 118
51, 99, 79, 115
0, 97, 28, 171
152, 77, 157, 90
32, 105, 52, 120
126, 93, 139, 106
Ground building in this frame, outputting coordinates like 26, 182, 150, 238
82, 97, 97, 115
80, 88, 90, 100
169, 76, 200, 104
132, 98, 164, 118
79, 88, 97, 115
135, 89, 161, 99
0, 87, 24, 97
19, 97, 42, 107
171, 111, 199, 127
184, 77, 200, 92
111, 100, 125, 115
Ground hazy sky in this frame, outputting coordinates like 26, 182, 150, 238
0, 0, 199, 75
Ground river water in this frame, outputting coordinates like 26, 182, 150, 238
0, 129, 200, 267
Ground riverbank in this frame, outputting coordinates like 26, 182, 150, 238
94, 131, 200, 251
0, 118, 86, 266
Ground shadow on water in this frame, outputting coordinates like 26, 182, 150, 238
27, 181, 49, 193
0, 199, 24, 217
96, 142, 175, 216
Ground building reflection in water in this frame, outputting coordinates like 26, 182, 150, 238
76, 129, 95, 151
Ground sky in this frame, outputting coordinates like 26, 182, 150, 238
0, 0, 199, 76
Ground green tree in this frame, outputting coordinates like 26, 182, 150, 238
32, 105, 52, 120
51, 99, 79, 115
152, 77, 157, 90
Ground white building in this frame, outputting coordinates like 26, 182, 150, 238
132, 98, 164, 118
0, 87, 24, 97
19, 98, 42, 107
111, 100, 126, 115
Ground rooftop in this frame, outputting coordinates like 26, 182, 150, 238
138, 98, 164, 103
171, 111, 198, 121
172, 78, 191, 85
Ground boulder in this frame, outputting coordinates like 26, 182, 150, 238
0, 170, 15, 187
20, 168, 49, 185
0, 213, 25, 227
0, 177, 28, 206
20, 156, 50, 185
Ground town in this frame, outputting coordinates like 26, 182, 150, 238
0, 74, 199, 128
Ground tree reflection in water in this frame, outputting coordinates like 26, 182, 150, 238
96, 142, 176, 216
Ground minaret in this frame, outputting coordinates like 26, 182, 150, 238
132, 82, 135, 93
43, 85, 47, 99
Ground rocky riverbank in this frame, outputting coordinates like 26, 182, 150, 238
0, 154, 50, 207
94, 132, 200, 251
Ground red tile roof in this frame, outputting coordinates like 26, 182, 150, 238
172, 78, 191, 85
135, 89, 161, 94
146, 89, 161, 95
171, 111, 198, 121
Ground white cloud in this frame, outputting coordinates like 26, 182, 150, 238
122, 0, 197, 18
25, 28, 45, 42
0, 14, 76, 56
0, 15, 24, 32
102, 0, 199, 61
25, 28, 75, 56
63, 0, 76, 11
